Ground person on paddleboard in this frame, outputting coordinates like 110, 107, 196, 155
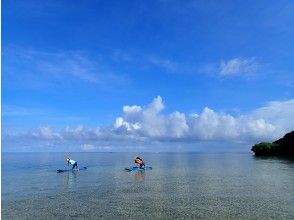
134, 156, 145, 168
66, 158, 78, 170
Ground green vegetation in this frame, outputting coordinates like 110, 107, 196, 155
251, 142, 280, 156
251, 131, 294, 156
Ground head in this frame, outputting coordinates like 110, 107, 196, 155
135, 156, 143, 163
66, 158, 70, 162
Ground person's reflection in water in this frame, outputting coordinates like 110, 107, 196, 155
135, 170, 145, 182
64, 171, 78, 188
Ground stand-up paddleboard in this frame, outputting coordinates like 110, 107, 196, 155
57, 167, 87, 173
125, 166, 152, 171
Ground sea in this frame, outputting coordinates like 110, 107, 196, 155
2, 152, 294, 219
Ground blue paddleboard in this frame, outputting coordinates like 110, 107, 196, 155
57, 166, 87, 173
125, 166, 152, 171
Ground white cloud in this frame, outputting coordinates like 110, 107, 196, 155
115, 96, 167, 137
4, 97, 294, 150
2, 105, 34, 116
32, 126, 62, 140
148, 56, 178, 72
114, 117, 141, 131
168, 111, 189, 138
15, 49, 100, 83
187, 108, 239, 140
4, 47, 129, 86
219, 57, 259, 76
81, 144, 96, 151
113, 97, 293, 142
250, 99, 294, 133
111, 50, 180, 73
246, 119, 276, 138
62, 125, 101, 140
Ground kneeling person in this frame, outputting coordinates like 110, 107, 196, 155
135, 156, 145, 168
66, 158, 78, 170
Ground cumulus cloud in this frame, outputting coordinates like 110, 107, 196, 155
4, 97, 294, 151
250, 99, 294, 132
187, 108, 239, 140
219, 57, 259, 76
113, 97, 292, 142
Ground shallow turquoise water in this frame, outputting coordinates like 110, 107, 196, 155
2, 152, 294, 219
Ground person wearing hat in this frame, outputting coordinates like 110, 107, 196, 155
134, 156, 145, 168
66, 157, 78, 170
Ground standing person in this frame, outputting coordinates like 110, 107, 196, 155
66, 157, 78, 170
134, 156, 145, 168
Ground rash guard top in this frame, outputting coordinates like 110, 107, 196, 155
68, 159, 76, 165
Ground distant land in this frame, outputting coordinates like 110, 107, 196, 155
251, 131, 294, 156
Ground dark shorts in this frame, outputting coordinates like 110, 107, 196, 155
72, 162, 78, 169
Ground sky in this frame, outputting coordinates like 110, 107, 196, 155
2, 0, 294, 152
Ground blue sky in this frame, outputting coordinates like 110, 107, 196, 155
2, 0, 294, 152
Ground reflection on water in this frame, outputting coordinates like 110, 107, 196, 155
135, 170, 145, 182
2, 152, 294, 219
253, 154, 294, 163
64, 171, 78, 188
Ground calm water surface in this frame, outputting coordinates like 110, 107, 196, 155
2, 152, 294, 219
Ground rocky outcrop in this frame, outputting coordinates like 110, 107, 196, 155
251, 131, 294, 156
